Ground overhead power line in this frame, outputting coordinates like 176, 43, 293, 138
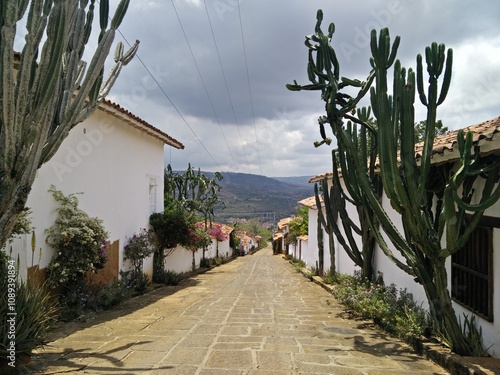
203, 0, 253, 174
237, 1, 262, 176
171, 0, 241, 174
115, 28, 224, 173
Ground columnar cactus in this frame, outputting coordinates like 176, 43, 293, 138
0, 0, 138, 249
314, 107, 383, 280
288, 9, 500, 355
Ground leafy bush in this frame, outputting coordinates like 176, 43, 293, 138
58, 283, 97, 321
150, 207, 191, 251
321, 270, 337, 285
96, 280, 132, 310
119, 270, 151, 294
331, 271, 432, 343
186, 223, 212, 252
0, 254, 58, 362
124, 228, 156, 273
45, 187, 108, 290
200, 257, 211, 268
154, 269, 180, 286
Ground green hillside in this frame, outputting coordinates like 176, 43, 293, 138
209, 172, 313, 223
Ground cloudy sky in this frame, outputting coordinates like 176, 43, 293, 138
88, 1, 500, 177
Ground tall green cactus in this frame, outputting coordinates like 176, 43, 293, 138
288, 9, 500, 355
0, 0, 139, 250
314, 107, 383, 280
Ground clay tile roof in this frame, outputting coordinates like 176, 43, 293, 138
277, 217, 293, 230
298, 195, 323, 209
197, 222, 234, 236
99, 99, 184, 149
309, 116, 500, 183
414, 116, 500, 159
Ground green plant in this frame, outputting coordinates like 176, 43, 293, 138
119, 270, 151, 294
58, 282, 97, 321
45, 187, 108, 290
287, 9, 500, 355
95, 280, 132, 310
0, 0, 138, 251
124, 229, 156, 274
154, 269, 181, 286
331, 272, 432, 344
200, 257, 211, 268
456, 314, 491, 357
0, 257, 59, 362
321, 270, 337, 285
150, 205, 191, 280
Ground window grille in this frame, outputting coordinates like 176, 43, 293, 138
451, 223, 494, 322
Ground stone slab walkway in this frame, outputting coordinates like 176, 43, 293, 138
25, 246, 451, 374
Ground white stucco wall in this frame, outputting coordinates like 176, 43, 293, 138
308, 164, 500, 357
11, 109, 166, 278
164, 246, 203, 274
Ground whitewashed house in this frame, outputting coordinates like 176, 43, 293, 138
306, 116, 500, 357
274, 217, 292, 254
165, 222, 234, 274
11, 99, 184, 281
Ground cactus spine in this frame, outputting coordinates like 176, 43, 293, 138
0, 0, 138, 249
288, 9, 500, 355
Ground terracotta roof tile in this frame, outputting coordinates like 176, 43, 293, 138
298, 195, 323, 209
277, 217, 293, 230
99, 99, 184, 149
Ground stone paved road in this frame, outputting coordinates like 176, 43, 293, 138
27, 246, 449, 374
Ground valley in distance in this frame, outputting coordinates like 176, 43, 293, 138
203, 172, 314, 226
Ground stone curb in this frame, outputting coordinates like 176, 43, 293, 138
284, 258, 500, 375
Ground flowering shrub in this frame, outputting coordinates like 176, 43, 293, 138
185, 224, 212, 252
124, 228, 156, 273
331, 271, 432, 343
45, 187, 108, 290
206, 224, 229, 242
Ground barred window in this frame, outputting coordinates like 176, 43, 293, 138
451, 218, 496, 322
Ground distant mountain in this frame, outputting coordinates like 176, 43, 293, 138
205, 172, 313, 223
271, 176, 312, 188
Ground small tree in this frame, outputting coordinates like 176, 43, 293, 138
123, 229, 156, 275
0, 0, 138, 251
164, 164, 225, 259
149, 203, 191, 280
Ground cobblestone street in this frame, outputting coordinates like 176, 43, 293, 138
26, 246, 450, 374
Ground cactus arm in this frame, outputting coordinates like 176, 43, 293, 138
417, 45, 452, 203
363, 202, 415, 275
318, 176, 364, 267
0, 0, 20, 169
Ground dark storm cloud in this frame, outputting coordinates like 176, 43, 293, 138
103, 0, 500, 177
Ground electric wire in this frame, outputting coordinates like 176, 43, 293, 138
171, 0, 241, 174
115, 28, 224, 173
203, 0, 253, 174
237, 1, 262, 175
